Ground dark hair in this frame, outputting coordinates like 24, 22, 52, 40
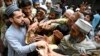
33, 2, 39, 8
97, 9, 100, 15
20, 0, 31, 8
83, 12, 94, 21
55, 2, 62, 8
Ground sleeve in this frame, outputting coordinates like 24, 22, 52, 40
92, 15, 100, 29
63, 35, 78, 50
56, 18, 68, 24
5, 33, 36, 54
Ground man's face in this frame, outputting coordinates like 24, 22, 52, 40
36, 11, 45, 21
22, 6, 32, 16
46, 2, 51, 8
64, 11, 74, 19
70, 24, 85, 43
48, 12, 56, 19
11, 10, 25, 27
34, 3, 40, 8
84, 15, 90, 22
70, 24, 80, 37
4, 0, 13, 7
80, 5, 86, 12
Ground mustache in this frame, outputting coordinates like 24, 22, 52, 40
20, 22, 26, 27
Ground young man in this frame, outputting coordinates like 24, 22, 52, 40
20, 0, 33, 25
5, 4, 48, 56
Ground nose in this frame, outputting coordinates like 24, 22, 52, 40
27, 9, 31, 13
21, 15, 24, 21
21, 17, 25, 24
22, 17, 24, 21
27, 9, 30, 13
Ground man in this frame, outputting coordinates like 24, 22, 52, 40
5, 4, 48, 56
45, 0, 53, 14
59, 19, 96, 55
1, 0, 14, 28
20, 0, 33, 25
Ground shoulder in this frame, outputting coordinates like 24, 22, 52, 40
94, 14, 100, 18
5, 25, 15, 37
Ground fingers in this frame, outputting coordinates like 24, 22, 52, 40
53, 30, 63, 40
23, 18, 30, 25
79, 47, 87, 55
36, 41, 52, 56
28, 22, 39, 32
42, 24, 52, 30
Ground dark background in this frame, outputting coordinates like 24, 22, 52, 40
52, 0, 100, 11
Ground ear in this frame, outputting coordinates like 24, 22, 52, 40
9, 17, 13, 23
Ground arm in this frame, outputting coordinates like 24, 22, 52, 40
5, 33, 36, 54
46, 18, 68, 24
55, 18, 68, 24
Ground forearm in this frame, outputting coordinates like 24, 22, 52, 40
9, 42, 36, 54
55, 18, 68, 23
6, 35, 37, 54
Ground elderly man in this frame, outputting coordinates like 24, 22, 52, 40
59, 19, 96, 55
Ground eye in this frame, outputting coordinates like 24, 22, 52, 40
16, 16, 21, 19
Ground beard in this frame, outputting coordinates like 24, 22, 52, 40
19, 22, 26, 27
13, 20, 26, 27
69, 36, 78, 44
69, 34, 85, 43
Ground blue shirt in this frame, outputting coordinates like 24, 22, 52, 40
5, 25, 36, 56
92, 14, 100, 30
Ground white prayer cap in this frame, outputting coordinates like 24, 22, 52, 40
45, 0, 52, 3
75, 19, 92, 34
75, 8, 80, 11
66, 9, 74, 15
40, 5, 47, 11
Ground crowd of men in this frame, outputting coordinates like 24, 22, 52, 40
0, 0, 100, 56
